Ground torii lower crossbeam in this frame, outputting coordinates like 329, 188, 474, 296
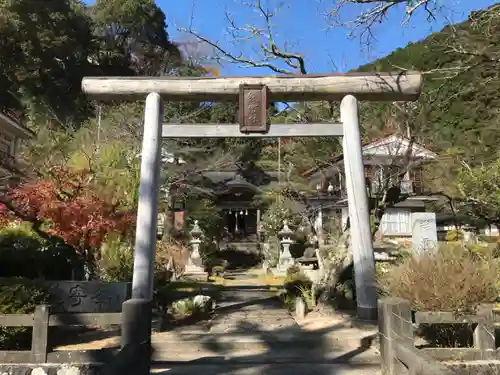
161, 123, 343, 138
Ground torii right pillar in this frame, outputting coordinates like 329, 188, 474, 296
341, 95, 377, 321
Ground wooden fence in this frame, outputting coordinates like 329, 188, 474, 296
379, 297, 500, 375
0, 305, 121, 364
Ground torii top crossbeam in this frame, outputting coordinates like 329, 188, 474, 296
81, 72, 423, 102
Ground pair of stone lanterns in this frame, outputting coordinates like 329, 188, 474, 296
185, 219, 296, 278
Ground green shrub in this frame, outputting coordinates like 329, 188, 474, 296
324, 216, 343, 245
280, 269, 315, 310
171, 298, 199, 318
211, 265, 225, 277
200, 241, 219, 269
466, 243, 492, 258
465, 241, 500, 260
445, 229, 464, 242
0, 225, 81, 280
262, 236, 280, 266
379, 244, 499, 312
260, 203, 292, 237
296, 284, 315, 309
375, 261, 394, 279
0, 279, 50, 350
477, 235, 499, 243
494, 241, 500, 259
285, 265, 302, 277
283, 267, 313, 301
98, 234, 134, 282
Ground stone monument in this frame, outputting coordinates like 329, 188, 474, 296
46, 281, 131, 313
411, 212, 438, 253
184, 220, 208, 281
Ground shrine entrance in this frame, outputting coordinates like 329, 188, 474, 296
224, 208, 258, 237
82, 72, 423, 372
215, 180, 262, 241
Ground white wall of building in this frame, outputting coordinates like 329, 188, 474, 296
380, 208, 412, 236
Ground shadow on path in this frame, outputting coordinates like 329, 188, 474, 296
149, 284, 381, 375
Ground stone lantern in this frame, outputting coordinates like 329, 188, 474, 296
185, 220, 208, 280
275, 220, 296, 274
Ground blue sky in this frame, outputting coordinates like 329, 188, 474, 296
159, 0, 497, 75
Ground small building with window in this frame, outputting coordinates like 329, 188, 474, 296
0, 108, 34, 178
304, 134, 438, 238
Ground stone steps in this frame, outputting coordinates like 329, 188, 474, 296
150, 330, 380, 363
151, 348, 381, 364
148, 276, 380, 373
150, 362, 381, 375
151, 328, 378, 346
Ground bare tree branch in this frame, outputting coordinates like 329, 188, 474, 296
178, 0, 307, 74
325, 0, 439, 43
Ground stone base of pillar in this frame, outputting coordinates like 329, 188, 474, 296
357, 306, 378, 322
120, 298, 152, 375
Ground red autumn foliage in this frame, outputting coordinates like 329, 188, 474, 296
0, 204, 11, 227
0, 168, 135, 250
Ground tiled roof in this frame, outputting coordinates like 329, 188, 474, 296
1, 109, 22, 124
0, 108, 34, 138
301, 133, 433, 177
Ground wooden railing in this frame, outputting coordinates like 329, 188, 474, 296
0, 305, 121, 364
379, 298, 500, 375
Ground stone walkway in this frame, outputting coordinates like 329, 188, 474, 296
150, 269, 381, 374
53, 269, 381, 374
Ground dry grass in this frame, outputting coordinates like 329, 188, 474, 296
208, 267, 286, 287
246, 268, 264, 275
256, 274, 286, 286
208, 274, 285, 287
379, 243, 499, 312
155, 238, 188, 277
208, 275, 227, 285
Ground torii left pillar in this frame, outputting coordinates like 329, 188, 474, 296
121, 93, 163, 375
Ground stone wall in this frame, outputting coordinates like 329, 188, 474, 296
0, 364, 103, 375
446, 363, 500, 375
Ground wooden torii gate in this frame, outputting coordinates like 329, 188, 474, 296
82, 72, 422, 373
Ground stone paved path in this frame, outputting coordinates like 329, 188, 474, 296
150, 269, 381, 374
209, 287, 300, 334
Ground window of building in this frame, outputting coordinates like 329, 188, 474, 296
1, 134, 12, 143
0, 130, 14, 156
380, 208, 411, 236
0, 140, 9, 153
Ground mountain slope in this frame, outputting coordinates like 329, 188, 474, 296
356, 5, 500, 162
